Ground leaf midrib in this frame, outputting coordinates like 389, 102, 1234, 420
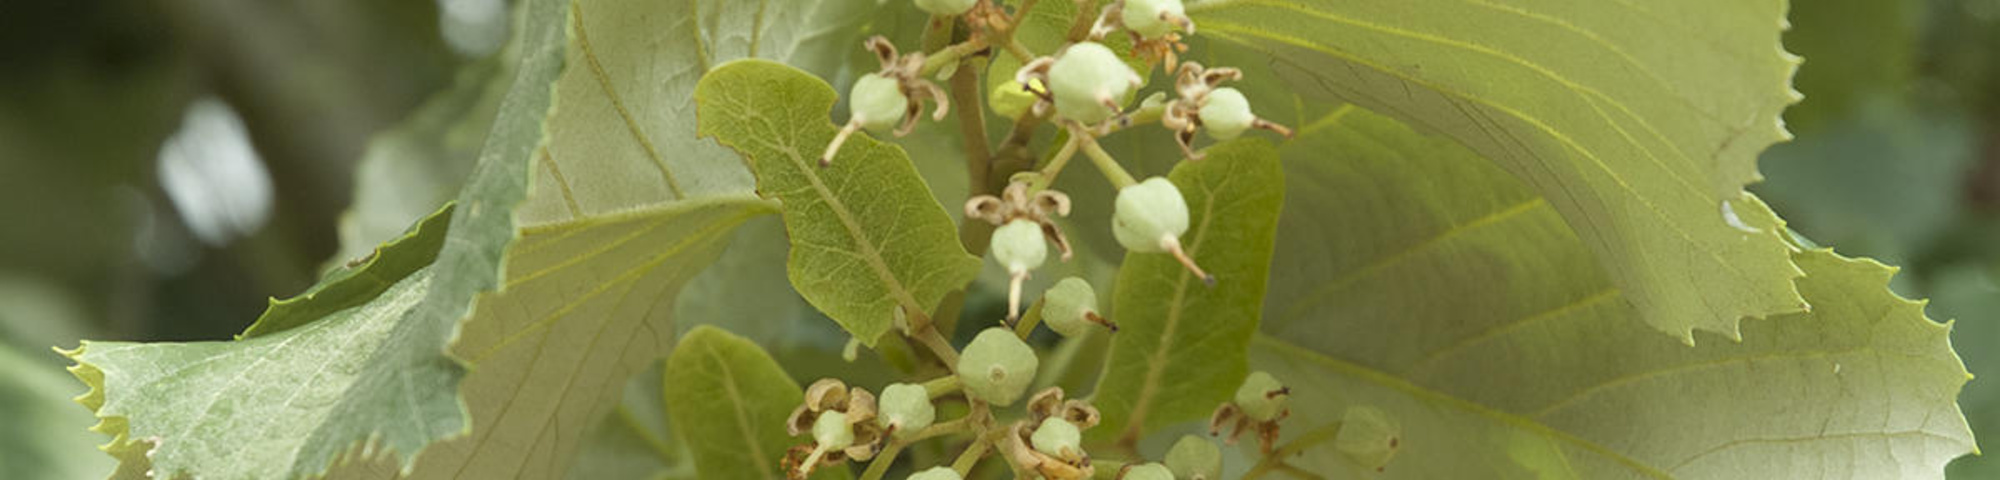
1122, 177, 1225, 440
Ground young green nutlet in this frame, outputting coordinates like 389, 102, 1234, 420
907, 467, 963, 480
823, 37, 948, 167
913, 0, 977, 16
1045, 42, 1142, 124
1041, 277, 1116, 336
1030, 417, 1085, 462
1164, 435, 1222, 480
1120, 0, 1193, 39
1197, 87, 1255, 140
795, 410, 854, 476
1336, 405, 1402, 472
877, 383, 936, 438
1233, 371, 1290, 422
957, 328, 1039, 406
1118, 462, 1175, 480
1113, 177, 1214, 284
992, 219, 1050, 321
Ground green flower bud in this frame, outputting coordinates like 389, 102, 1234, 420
1030, 417, 1084, 461
1232, 371, 1289, 422
1120, 0, 1188, 39
1199, 87, 1255, 141
991, 219, 1048, 274
1048, 42, 1139, 124
957, 328, 1039, 406
913, 0, 977, 16
991, 78, 1043, 120
812, 410, 854, 450
878, 383, 936, 437
1041, 277, 1108, 337
850, 73, 908, 133
1164, 435, 1222, 480
1335, 405, 1401, 472
1120, 462, 1174, 480
1112, 177, 1190, 254
908, 467, 964, 480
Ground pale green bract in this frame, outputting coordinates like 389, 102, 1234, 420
1198, 87, 1255, 141
1048, 42, 1139, 124
1111, 177, 1190, 253
850, 73, 908, 133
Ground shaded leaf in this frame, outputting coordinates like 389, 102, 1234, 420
695, 59, 983, 346
663, 326, 850, 480
1090, 139, 1285, 444
1254, 107, 1971, 478
1190, 0, 1807, 340
0, 343, 112, 480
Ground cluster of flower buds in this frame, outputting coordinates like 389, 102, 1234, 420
822, 37, 950, 167
1002, 387, 1103, 479
968, 182, 1074, 320
784, 379, 886, 479
1162, 62, 1293, 160
1209, 371, 1290, 453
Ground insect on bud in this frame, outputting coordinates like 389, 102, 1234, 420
1030, 417, 1085, 462
1118, 462, 1174, 480
1042, 277, 1115, 336
914, 0, 977, 16
1113, 177, 1213, 284
1121, 0, 1192, 39
992, 219, 1050, 320
1233, 371, 1290, 422
877, 383, 936, 438
1335, 405, 1401, 472
957, 328, 1039, 406
1048, 42, 1142, 125
1164, 435, 1222, 480
991, 78, 1045, 121
908, 466, 964, 480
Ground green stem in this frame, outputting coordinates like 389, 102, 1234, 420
1078, 134, 1138, 189
919, 38, 990, 77
1027, 134, 1082, 193
1242, 422, 1343, 480
859, 443, 905, 480
952, 435, 994, 475
1012, 298, 1045, 340
923, 374, 963, 398
614, 405, 677, 464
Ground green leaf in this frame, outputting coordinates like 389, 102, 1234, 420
333, 59, 503, 265
1254, 107, 1972, 478
1, 343, 112, 480
1089, 139, 1286, 444
694, 59, 983, 346
1189, 0, 1808, 340
663, 326, 849, 480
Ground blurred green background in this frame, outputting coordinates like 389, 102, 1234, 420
0, 0, 1994, 477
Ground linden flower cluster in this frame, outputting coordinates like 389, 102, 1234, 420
820, 0, 1293, 325
790, 0, 1326, 478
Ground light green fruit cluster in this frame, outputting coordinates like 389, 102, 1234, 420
1335, 405, 1401, 471
850, 73, 908, 132
1040, 277, 1102, 337
991, 219, 1048, 274
1030, 417, 1083, 460
812, 410, 854, 450
878, 383, 936, 437
1048, 42, 1138, 124
914, 0, 977, 16
958, 328, 1039, 405
1112, 177, 1190, 253
1120, 0, 1187, 38
907, 466, 963, 480
1121, 462, 1175, 480
1233, 371, 1288, 422
1198, 87, 1255, 141
1164, 435, 1222, 480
